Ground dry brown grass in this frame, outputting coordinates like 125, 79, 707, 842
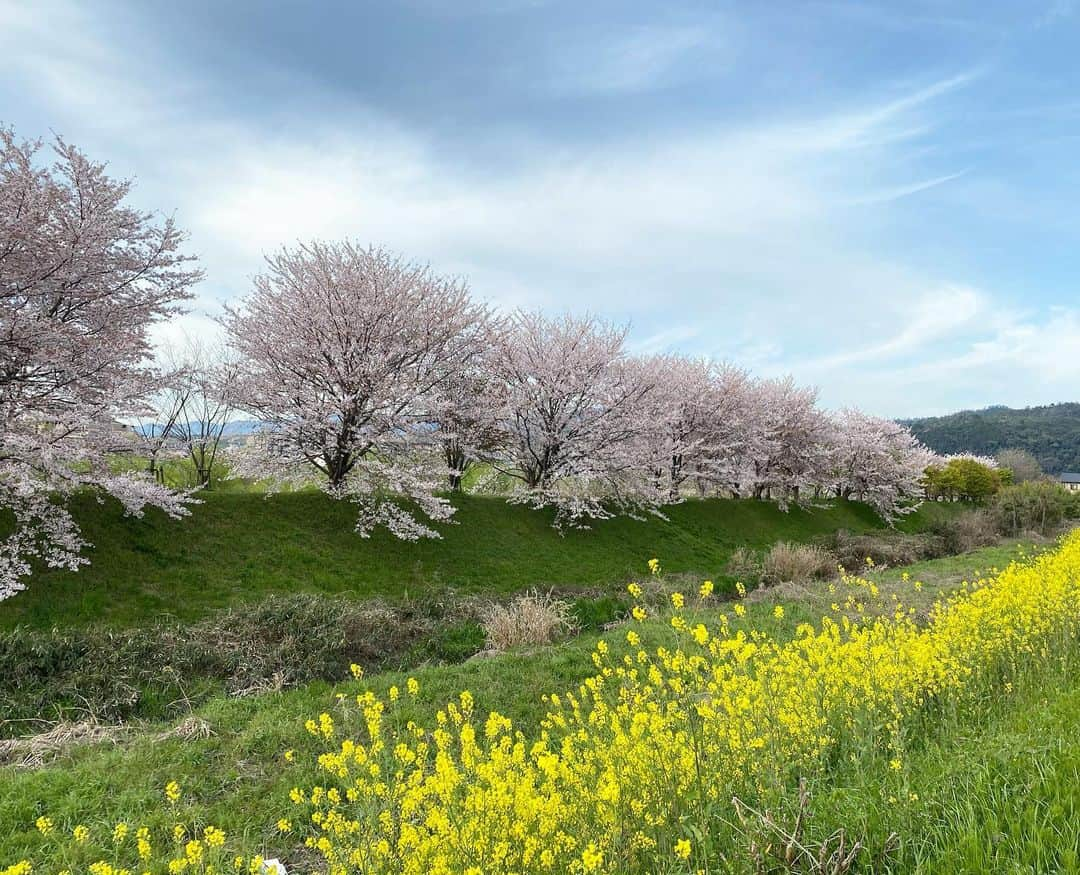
828, 529, 934, 571
155, 715, 213, 741
481, 590, 578, 652
0, 713, 215, 769
761, 542, 837, 586
0, 719, 127, 768
726, 546, 763, 584
933, 508, 1000, 554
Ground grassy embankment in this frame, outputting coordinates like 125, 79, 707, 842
0, 490, 954, 631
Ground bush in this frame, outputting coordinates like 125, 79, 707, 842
828, 529, 936, 571
571, 595, 629, 631
929, 509, 1000, 555
481, 591, 577, 651
760, 542, 836, 586
994, 481, 1076, 535
0, 595, 451, 734
409, 619, 486, 664
923, 457, 1007, 502
725, 546, 762, 584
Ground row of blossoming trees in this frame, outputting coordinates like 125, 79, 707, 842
1, 125, 941, 599
221, 241, 938, 538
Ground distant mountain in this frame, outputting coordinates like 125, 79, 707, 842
903, 403, 1080, 475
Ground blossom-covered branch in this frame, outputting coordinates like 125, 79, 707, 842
0, 125, 200, 599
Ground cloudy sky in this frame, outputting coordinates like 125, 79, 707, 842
2, 0, 1079, 417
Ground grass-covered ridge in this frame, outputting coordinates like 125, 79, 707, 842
0, 491, 952, 631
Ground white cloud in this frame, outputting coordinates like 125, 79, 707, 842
1, 2, 1070, 417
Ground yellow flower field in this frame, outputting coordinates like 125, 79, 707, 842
294, 532, 1080, 874
8, 532, 1080, 875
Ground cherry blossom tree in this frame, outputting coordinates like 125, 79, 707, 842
0, 125, 200, 600
742, 376, 833, 503
132, 364, 191, 485
638, 355, 754, 501
483, 312, 658, 527
428, 345, 507, 492
223, 241, 490, 539
828, 409, 934, 518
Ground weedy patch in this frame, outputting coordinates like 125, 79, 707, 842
481, 590, 579, 651
761, 542, 837, 586
155, 715, 214, 742
732, 779, 899, 873
0, 719, 128, 769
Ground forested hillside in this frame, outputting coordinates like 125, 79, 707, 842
905, 403, 1080, 473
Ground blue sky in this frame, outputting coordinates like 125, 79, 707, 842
2, 0, 1079, 417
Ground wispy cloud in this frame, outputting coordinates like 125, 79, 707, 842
545, 22, 724, 96
845, 170, 968, 204
1, 0, 1074, 417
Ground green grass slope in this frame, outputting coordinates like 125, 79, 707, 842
1, 540, 1073, 871
0, 492, 951, 631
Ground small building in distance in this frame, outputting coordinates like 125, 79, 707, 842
1059, 472, 1080, 492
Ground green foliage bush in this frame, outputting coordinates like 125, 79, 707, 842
407, 619, 486, 664
571, 595, 629, 631
994, 481, 1079, 535
923, 457, 1008, 502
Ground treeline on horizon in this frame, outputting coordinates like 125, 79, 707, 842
905, 402, 1080, 475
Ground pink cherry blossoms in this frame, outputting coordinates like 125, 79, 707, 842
1, 120, 945, 595
0, 126, 200, 599
222, 241, 493, 540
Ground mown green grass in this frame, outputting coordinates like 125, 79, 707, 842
0, 492, 953, 631
2, 539, 1066, 872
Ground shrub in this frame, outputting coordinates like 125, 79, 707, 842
923, 457, 1007, 502
409, 620, 486, 664
994, 481, 1075, 535
571, 595, 629, 631
481, 591, 577, 651
929, 509, 1000, 555
760, 542, 836, 586
725, 546, 762, 584
828, 529, 935, 571
0, 595, 448, 733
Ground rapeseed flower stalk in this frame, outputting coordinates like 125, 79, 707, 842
293, 532, 1080, 874
13, 819, 260, 875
